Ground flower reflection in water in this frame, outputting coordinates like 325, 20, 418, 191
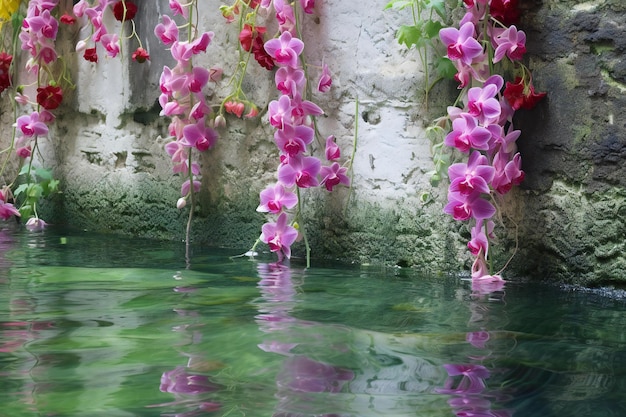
256, 262, 354, 417
437, 283, 513, 417
150, 282, 222, 416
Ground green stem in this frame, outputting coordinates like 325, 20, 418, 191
295, 187, 311, 268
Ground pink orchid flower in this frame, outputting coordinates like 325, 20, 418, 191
25, 217, 47, 231
189, 67, 210, 93
273, 0, 296, 33
439, 21, 483, 66
16, 111, 48, 137
169, 0, 189, 19
273, 124, 314, 157
300, 0, 315, 13
257, 183, 298, 214
444, 191, 496, 221
320, 162, 350, 191
468, 219, 495, 256
268, 94, 293, 129
466, 83, 501, 125
25, 9, 58, 40
264, 31, 304, 69
73, 0, 89, 17
260, 212, 299, 262
317, 63, 331, 92
491, 151, 524, 194
325, 135, 340, 160
275, 66, 305, 96
444, 114, 491, 153
493, 25, 527, 63
182, 118, 218, 152
448, 150, 495, 195
0, 201, 20, 220
154, 15, 179, 45
289, 94, 324, 124
277, 155, 321, 188
181, 178, 201, 197
101, 33, 120, 57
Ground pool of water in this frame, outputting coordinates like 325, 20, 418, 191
1, 226, 626, 417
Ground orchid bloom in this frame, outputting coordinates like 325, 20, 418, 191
325, 135, 340, 160
16, 111, 48, 137
273, 124, 314, 157
277, 155, 321, 188
268, 94, 293, 129
468, 219, 494, 256
264, 31, 304, 69
300, 0, 315, 13
493, 25, 526, 63
444, 191, 496, 221
439, 22, 483, 66
317, 63, 332, 92
275, 67, 305, 96
466, 83, 501, 125
100, 33, 120, 57
154, 15, 179, 45
444, 114, 491, 153
448, 150, 495, 195
169, 0, 189, 19
0, 189, 19, 220
260, 212, 299, 262
182, 118, 217, 152
320, 162, 350, 191
257, 183, 298, 214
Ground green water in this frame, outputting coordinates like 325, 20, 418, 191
1, 227, 626, 417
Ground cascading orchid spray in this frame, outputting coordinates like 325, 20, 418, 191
243, 0, 350, 266
154, 0, 218, 257
439, 0, 545, 290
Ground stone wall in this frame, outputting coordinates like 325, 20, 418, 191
2, 0, 625, 284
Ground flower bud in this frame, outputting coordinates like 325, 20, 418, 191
75, 40, 87, 52
214, 114, 226, 128
176, 198, 186, 209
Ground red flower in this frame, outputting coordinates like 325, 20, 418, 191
239, 24, 266, 52
503, 77, 547, 110
252, 36, 275, 70
132, 47, 150, 63
0, 52, 13, 93
36, 85, 63, 110
60, 13, 76, 25
490, 0, 520, 26
112, 1, 137, 21
83, 47, 98, 63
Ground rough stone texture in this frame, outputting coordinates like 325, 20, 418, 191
2, 0, 625, 284
509, 0, 626, 284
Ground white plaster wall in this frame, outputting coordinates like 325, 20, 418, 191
9, 0, 451, 262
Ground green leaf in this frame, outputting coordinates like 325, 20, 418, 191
18, 204, 32, 219
435, 56, 457, 80
18, 164, 30, 176
423, 20, 444, 39
427, 0, 447, 19
13, 183, 28, 197
27, 184, 43, 199
35, 167, 53, 180
384, 0, 415, 10
48, 179, 60, 193
397, 24, 424, 49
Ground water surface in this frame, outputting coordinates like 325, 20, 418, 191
1, 226, 625, 417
